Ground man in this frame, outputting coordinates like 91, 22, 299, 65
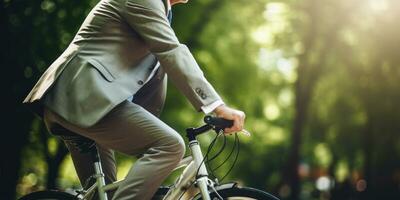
23, 0, 245, 199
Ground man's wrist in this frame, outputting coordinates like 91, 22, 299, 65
201, 100, 224, 114
213, 104, 227, 115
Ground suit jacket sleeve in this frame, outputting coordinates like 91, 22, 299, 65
122, 0, 222, 111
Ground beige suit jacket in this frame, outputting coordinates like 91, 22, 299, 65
23, 0, 221, 127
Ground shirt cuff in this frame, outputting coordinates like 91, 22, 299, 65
201, 100, 224, 114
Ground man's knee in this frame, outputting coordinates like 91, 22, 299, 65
175, 136, 186, 159
163, 133, 186, 160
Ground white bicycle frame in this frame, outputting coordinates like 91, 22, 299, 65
79, 132, 217, 200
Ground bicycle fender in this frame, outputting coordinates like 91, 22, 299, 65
190, 182, 280, 200
213, 182, 238, 190
190, 182, 238, 200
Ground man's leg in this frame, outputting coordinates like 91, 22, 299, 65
44, 100, 185, 200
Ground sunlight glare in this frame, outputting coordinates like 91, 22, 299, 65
368, 0, 388, 13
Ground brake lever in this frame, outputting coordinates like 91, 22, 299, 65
240, 129, 251, 137
216, 127, 251, 137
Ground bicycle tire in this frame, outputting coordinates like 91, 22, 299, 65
19, 190, 79, 200
192, 186, 280, 200
19, 186, 169, 200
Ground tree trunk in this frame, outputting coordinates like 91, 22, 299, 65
361, 117, 373, 200
0, 1, 33, 199
283, 73, 312, 200
280, 1, 318, 197
46, 143, 69, 189
280, 1, 353, 198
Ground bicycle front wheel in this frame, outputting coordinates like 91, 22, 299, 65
19, 190, 79, 200
193, 186, 280, 200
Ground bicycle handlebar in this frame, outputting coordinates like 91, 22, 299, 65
186, 116, 234, 141
204, 116, 234, 130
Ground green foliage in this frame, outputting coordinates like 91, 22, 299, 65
4, 0, 400, 199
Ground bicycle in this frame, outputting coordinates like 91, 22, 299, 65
20, 116, 280, 200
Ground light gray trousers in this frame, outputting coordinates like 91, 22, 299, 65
43, 100, 185, 200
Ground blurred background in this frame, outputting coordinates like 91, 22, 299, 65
1, 0, 400, 199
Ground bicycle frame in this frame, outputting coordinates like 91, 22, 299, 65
21, 117, 280, 200
79, 125, 217, 200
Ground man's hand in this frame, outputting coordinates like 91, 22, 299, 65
213, 105, 245, 133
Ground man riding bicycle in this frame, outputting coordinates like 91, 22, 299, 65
23, 0, 245, 199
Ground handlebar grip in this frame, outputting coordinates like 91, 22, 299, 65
204, 116, 234, 129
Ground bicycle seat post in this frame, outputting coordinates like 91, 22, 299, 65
89, 146, 108, 200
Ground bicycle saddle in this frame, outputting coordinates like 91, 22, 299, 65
51, 123, 96, 154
